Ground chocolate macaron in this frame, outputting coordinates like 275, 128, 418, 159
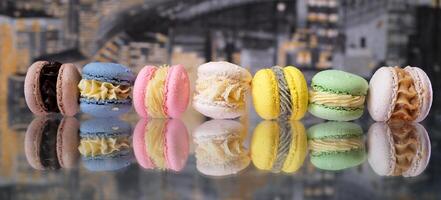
25, 61, 81, 116
25, 116, 80, 170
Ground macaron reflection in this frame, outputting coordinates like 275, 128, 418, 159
251, 120, 307, 173
368, 122, 431, 177
78, 118, 134, 171
308, 122, 366, 171
193, 120, 250, 176
25, 116, 80, 170
133, 118, 189, 172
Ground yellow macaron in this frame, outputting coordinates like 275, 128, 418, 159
252, 66, 308, 120
251, 120, 307, 173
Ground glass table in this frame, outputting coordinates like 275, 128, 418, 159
1, 105, 440, 200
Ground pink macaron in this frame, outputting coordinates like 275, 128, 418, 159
133, 65, 190, 118
25, 61, 81, 116
133, 118, 189, 172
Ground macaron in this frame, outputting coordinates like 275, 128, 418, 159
308, 122, 366, 171
193, 120, 250, 176
251, 120, 307, 173
133, 118, 189, 172
252, 66, 308, 120
25, 116, 80, 170
368, 122, 431, 177
133, 65, 190, 118
78, 118, 134, 171
24, 61, 81, 116
308, 70, 368, 121
78, 62, 135, 117
193, 61, 252, 119
367, 66, 432, 122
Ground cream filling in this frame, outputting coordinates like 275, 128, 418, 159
145, 67, 168, 118
195, 76, 249, 108
195, 134, 247, 165
309, 138, 363, 153
309, 90, 365, 108
78, 79, 130, 100
78, 137, 130, 157
390, 67, 420, 121
145, 120, 166, 169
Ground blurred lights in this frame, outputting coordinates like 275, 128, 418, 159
277, 2, 286, 12
308, 0, 338, 7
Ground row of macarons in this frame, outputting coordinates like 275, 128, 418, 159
26, 116, 430, 177
25, 61, 432, 122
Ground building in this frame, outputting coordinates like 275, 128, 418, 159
278, 28, 333, 69
0, 11, 68, 108
408, 3, 441, 105
280, 0, 337, 69
307, 0, 339, 50
92, 32, 168, 72
334, 0, 421, 75
78, 0, 144, 55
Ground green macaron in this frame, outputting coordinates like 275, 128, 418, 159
308, 122, 366, 171
308, 70, 368, 121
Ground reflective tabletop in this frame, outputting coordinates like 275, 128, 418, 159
1, 0, 441, 199
2, 104, 440, 200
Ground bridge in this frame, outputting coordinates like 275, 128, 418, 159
92, 0, 296, 62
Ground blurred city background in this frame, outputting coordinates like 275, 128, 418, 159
0, 0, 441, 199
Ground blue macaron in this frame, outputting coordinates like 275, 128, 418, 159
79, 117, 132, 137
79, 62, 135, 117
79, 118, 134, 171
82, 150, 134, 172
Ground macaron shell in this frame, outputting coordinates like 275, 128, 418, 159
193, 119, 244, 140
198, 61, 252, 81
193, 100, 243, 119
80, 102, 131, 117
24, 117, 47, 170
367, 122, 395, 176
133, 118, 154, 169
312, 70, 369, 96
164, 65, 190, 118
80, 117, 132, 137
251, 121, 280, 170
133, 66, 157, 118
281, 121, 307, 172
403, 123, 431, 177
283, 66, 308, 120
196, 157, 250, 177
82, 153, 134, 172
164, 119, 189, 171
404, 66, 433, 122
57, 63, 80, 116
310, 149, 365, 171
367, 67, 397, 121
56, 117, 80, 168
252, 69, 280, 120
24, 61, 48, 116
308, 103, 364, 121
82, 62, 135, 85
308, 121, 363, 138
